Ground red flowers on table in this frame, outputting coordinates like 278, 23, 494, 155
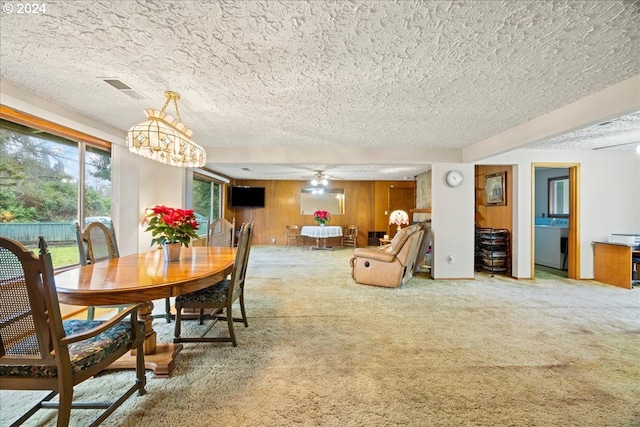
313, 210, 331, 225
143, 205, 200, 247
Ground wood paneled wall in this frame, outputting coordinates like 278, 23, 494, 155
475, 165, 513, 231
229, 180, 416, 246
475, 165, 513, 275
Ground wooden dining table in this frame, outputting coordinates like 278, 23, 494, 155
54, 246, 236, 378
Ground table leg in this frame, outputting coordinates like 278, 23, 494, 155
106, 300, 183, 378
310, 237, 333, 251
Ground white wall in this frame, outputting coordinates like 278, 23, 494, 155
430, 163, 475, 279
135, 158, 186, 252
111, 144, 140, 256
481, 149, 640, 279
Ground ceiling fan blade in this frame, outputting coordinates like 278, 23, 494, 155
592, 140, 640, 150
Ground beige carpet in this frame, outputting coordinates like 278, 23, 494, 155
2, 246, 639, 427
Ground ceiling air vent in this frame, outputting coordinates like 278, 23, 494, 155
101, 78, 146, 100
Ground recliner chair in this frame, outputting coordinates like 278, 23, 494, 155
350, 224, 422, 288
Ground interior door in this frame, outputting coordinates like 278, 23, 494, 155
388, 187, 415, 237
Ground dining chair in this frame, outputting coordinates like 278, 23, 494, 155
207, 217, 236, 247
0, 236, 146, 427
76, 221, 172, 322
342, 225, 358, 248
173, 222, 254, 346
285, 224, 303, 247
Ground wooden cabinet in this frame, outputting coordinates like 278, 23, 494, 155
593, 242, 637, 290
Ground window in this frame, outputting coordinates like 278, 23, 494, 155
548, 176, 569, 217
0, 118, 111, 268
192, 173, 222, 237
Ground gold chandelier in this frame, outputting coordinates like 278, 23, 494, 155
126, 91, 206, 168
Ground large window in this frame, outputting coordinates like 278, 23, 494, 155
192, 173, 222, 237
0, 118, 111, 268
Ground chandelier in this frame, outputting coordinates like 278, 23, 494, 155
127, 91, 206, 168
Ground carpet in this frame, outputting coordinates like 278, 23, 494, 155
534, 264, 568, 279
2, 246, 639, 427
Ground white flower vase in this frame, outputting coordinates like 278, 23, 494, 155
163, 242, 182, 262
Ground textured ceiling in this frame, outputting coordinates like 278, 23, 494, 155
1, 0, 639, 181
529, 110, 640, 151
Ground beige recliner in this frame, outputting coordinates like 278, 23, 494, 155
350, 224, 423, 288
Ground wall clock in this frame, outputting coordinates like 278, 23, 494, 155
446, 170, 464, 187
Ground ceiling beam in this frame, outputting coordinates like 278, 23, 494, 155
462, 74, 640, 163
205, 146, 461, 166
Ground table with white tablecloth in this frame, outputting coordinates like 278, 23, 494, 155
300, 226, 343, 250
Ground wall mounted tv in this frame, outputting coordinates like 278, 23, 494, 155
229, 186, 265, 208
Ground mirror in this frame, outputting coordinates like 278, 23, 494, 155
301, 188, 345, 215
548, 176, 569, 217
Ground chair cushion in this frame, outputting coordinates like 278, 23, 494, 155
176, 279, 230, 304
0, 320, 138, 378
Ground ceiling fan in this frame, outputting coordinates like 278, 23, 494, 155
310, 171, 334, 186
285, 166, 344, 182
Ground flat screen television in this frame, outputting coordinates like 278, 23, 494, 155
229, 186, 265, 208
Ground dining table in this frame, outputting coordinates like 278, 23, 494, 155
54, 246, 236, 378
300, 225, 343, 250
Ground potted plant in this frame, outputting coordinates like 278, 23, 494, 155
313, 210, 331, 226
143, 205, 200, 261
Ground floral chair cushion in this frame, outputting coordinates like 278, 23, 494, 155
0, 320, 142, 378
176, 279, 230, 304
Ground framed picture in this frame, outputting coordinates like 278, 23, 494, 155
485, 172, 506, 206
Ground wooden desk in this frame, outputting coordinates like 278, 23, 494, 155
54, 246, 235, 377
300, 226, 343, 250
593, 241, 637, 290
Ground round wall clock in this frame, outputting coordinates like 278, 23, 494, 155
446, 170, 464, 187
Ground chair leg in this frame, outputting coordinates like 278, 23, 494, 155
87, 306, 96, 321
135, 339, 147, 396
226, 305, 237, 347
165, 297, 171, 323
239, 293, 249, 327
56, 381, 74, 427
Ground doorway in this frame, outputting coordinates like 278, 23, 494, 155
532, 164, 580, 279
388, 186, 415, 238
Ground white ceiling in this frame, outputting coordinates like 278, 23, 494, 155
1, 0, 639, 181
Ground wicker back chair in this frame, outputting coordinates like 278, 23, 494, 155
0, 236, 146, 427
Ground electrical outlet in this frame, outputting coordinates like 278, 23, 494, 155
271, 238, 276, 244
448, 255, 454, 264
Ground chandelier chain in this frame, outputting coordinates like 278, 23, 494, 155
161, 91, 183, 122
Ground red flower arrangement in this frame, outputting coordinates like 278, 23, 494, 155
143, 204, 200, 247
313, 210, 331, 225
